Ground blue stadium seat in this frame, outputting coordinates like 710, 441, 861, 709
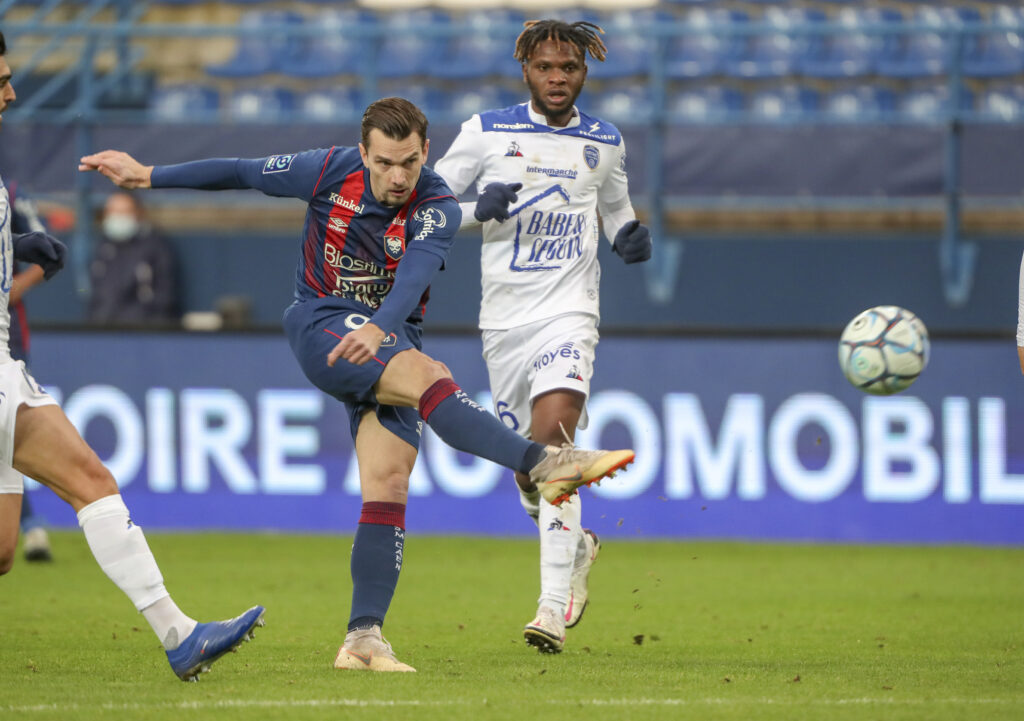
149, 84, 219, 121
747, 83, 819, 122
800, 7, 903, 78
446, 85, 521, 118
876, 5, 980, 78
725, 7, 826, 79
298, 86, 362, 122
962, 5, 1024, 77
666, 84, 743, 121
280, 8, 375, 78
589, 10, 671, 80
206, 10, 305, 78
433, 10, 524, 80
380, 84, 448, 116
376, 10, 452, 79
976, 81, 1024, 120
665, 8, 748, 79
820, 84, 896, 121
225, 87, 296, 121
588, 84, 654, 123
895, 83, 973, 121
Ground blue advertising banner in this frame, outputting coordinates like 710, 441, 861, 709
23, 331, 1024, 544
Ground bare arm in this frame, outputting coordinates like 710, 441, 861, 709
78, 150, 153, 189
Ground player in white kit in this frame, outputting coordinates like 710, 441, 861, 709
435, 19, 652, 653
0, 32, 264, 682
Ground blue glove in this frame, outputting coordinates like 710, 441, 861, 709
13, 231, 67, 280
474, 182, 522, 223
611, 220, 651, 264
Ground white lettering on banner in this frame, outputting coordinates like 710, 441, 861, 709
979, 397, 1024, 503
38, 383, 1024, 505
258, 390, 325, 495
863, 397, 940, 502
147, 388, 176, 493
577, 391, 660, 499
662, 393, 764, 500
943, 397, 971, 503
770, 393, 858, 502
182, 389, 257, 494
64, 385, 144, 488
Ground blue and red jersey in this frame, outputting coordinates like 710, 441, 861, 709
151, 146, 460, 328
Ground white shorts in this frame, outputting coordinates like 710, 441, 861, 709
481, 313, 599, 439
0, 359, 58, 494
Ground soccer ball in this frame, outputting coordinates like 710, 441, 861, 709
838, 305, 929, 395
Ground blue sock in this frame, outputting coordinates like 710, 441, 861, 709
419, 379, 546, 473
348, 502, 406, 632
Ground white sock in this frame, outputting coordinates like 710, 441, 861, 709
77, 495, 196, 650
519, 485, 540, 527
536, 493, 583, 615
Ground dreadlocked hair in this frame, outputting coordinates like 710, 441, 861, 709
513, 19, 607, 65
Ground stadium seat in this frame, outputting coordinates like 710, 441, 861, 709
800, 7, 903, 78
380, 84, 448, 116
588, 10, 671, 80
205, 10, 304, 78
976, 81, 1024, 120
961, 5, 1024, 77
279, 8, 375, 78
434, 10, 525, 80
666, 83, 743, 122
725, 7, 826, 79
225, 87, 296, 122
446, 84, 520, 118
298, 86, 362, 122
895, 82, 973, 122
375, 9, 452, 79
876, 5, 980, 79
665, 8, 748, 79
588, 84, 654, 123
149, 84, 219, 121
820, 84, 896, 121
747, 83, 818, 122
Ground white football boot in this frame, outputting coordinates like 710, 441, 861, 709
524, 605, 566, 654
334, 626, 416, 672
565, 529, 600, 628
529, 444, 633, 506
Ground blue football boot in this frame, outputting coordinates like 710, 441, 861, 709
166, 605, 265, 681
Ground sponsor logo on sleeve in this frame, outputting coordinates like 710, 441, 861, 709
412, 206, 447, 241
263, 154, 295, 174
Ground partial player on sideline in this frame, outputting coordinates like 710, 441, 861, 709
0, 30, 264, 683
80, 97, 634, 672
435, 19, 652, 654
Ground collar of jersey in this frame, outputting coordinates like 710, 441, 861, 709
525, 102, 580, 130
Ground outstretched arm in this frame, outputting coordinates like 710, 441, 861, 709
78, 150, 153, 189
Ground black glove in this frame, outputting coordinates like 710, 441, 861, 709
473, 182, 522, 223
13, 231, 67, 280
611, 220, 652, 264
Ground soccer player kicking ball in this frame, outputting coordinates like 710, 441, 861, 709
0, 32, 264, 683
80, 97, 633, 672
435, 19, 652, 654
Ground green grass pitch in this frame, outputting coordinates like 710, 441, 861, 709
2, 531, 1023, 721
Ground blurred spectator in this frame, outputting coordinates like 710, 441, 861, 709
88, 192, 179, 326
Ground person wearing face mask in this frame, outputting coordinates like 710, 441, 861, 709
87, 191, 179, 325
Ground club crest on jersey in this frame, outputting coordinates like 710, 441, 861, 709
263, 154, 295, 174
384, 234, 405, 260
583, 145, 600, 170
505, 140, 524, 157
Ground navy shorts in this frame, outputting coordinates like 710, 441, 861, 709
283, 298, 425, 449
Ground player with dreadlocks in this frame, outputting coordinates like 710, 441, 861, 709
435, 19, 652, 653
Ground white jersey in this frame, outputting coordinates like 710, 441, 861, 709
0, 176, 13, 361
435, 103, 638, 330
1018, 250, 1024, 346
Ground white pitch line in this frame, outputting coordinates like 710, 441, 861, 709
3, 697, 1021, 714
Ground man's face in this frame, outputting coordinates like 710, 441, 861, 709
522, 38, 586, 126
359, 129, 429, 207
0, 57, 16, 130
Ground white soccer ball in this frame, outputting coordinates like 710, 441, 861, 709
838, 305, 930, 395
